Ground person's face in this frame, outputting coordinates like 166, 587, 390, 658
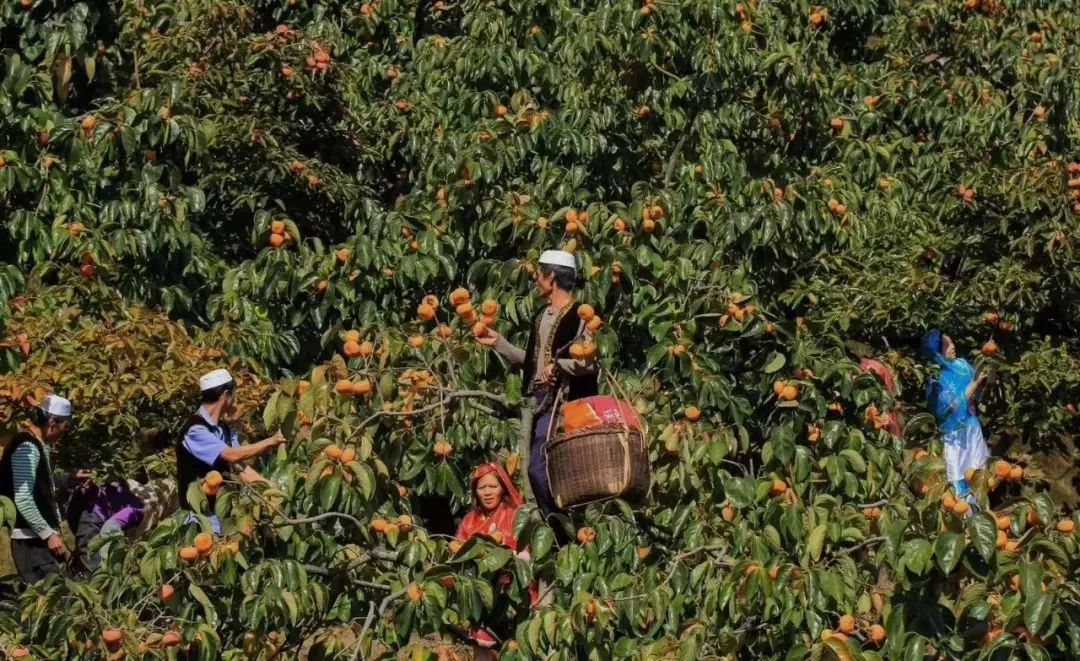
942, 335, 957, 359
475, 472, 504, 512
533, 268, 554, 299
222, 390, 238, 416
42, 416, 71, 443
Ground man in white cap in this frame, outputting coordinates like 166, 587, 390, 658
0, 395, 75, 582
476, 250, 598, 524
177, 369, 285, 533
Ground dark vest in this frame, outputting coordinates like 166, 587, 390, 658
176, 415, 234, 511
524, 301, 599, 402
0, 432, 61, 531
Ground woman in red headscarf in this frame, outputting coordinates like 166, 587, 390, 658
456, 463, 524, 548
456, 463, 535, 657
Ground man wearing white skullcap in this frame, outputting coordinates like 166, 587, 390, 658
476, 249, 598, 526
0, 395, 75, 582
176, 369, 285, 533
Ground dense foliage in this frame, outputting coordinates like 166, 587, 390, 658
1, 0, 1078, 659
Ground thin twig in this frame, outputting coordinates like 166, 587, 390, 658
353, 586, 409, 661
356, 389, 510, 430
837, 536, 885, 556
275, 511, 364, 528
663, 133, 690, 187
352, 602, 377, 661
663, 110, 700, 188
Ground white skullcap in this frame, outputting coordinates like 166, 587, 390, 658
199, 368, 234, 391
538, 250, 577, 271
39, 395, 72, 418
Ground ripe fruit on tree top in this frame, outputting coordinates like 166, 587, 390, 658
449, 287, 470, 305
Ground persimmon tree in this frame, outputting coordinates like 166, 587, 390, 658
0, 0, 1079, 659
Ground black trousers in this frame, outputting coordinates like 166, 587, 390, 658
11, 537, 62, 584
74, 510, 105, 573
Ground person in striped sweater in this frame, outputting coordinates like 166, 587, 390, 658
0, 395, 76, 583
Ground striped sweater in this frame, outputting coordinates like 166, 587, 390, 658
10, 442, 62, 540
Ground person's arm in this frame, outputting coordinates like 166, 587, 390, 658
185, 425, 283, 466
102, 505, 144, 533
965, 372, 988, 403
557, 349, 597, 376
481, 331, 527, 365
219, 431, 284, 464
11, 444, 62, 543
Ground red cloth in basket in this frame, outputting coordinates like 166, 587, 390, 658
560, 396, 642, 434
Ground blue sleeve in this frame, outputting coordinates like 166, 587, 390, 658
183, 425, 228, 466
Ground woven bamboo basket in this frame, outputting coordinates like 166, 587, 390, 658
544, 423, 650, 509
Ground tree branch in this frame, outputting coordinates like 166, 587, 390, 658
838, 536, 885, 556
356, 388, 511, 430
663, 110, 700, 188
276, 511, 364, 528
519, 405, 535, 504
352, 586, 409, 661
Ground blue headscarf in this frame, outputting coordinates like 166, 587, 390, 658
922, 329, 978, 432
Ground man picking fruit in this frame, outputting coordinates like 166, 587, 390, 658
475, 250, 598, 523
177, 369, 285, 533
0, 395, 75, 583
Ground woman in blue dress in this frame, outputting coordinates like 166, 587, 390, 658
922, 329, 990, 504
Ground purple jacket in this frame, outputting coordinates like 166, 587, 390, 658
82, 482, 145, 530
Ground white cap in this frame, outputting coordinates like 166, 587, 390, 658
539, 250, 577, 271
38, 395, 72, 418
199, 368, 235, 392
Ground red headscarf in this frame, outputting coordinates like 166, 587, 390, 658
860, 358, 897, 395
860, 358, 902, 436
456, 463, 523, 550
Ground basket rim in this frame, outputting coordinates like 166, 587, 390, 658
549, 423, 643, 445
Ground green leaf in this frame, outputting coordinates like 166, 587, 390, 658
902, 539, 933, 576
1033, 493, 1055, 527
934, 531, 965, 575
839, 449, 866, 473
281, 591, 300, 625
763, 352, 786, 374
967, 512, 997, 562
808, 524, 827, 562
0, 497, 15, 527
319, 475, 342, 510
531, 526, 554, 561
1020, 562, 1044, 597
263, 391, 280, 430
188, 584, 219, 628
1024, 592, 1053, 635
186, 481, 208, 514
478, 546, 514, 573
902, 635, 926, 661
763, 525, 782, 551
505, 374, 523, 405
